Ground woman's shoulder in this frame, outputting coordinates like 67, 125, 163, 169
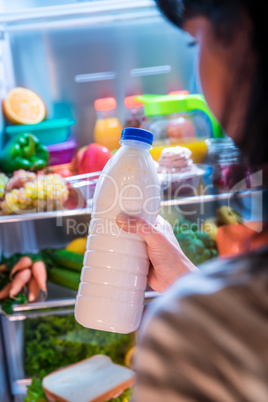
142, 247, 268, 335
169, 246, 268, 300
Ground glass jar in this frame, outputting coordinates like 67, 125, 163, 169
206, 137, 252, 191
93, 97, 122, 151
123, 96, 145, 129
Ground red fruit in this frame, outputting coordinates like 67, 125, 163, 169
78, 143, 112, 175
71, 145, 87, 174
49, 163, 74, 178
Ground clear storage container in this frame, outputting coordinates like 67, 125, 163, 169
138, 94, 224, 163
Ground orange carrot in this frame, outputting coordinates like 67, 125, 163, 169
9, 268, 32, 298
32, 260, 47, 292
9, 256, 32, 280
0, 283, 12, 300
27, 276, 39, 302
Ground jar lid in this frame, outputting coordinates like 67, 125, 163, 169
206, 137, 242, 163
124, 96, 143, 109
94, 97, 116, 111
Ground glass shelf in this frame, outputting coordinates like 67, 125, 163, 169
0, 186, 263, 224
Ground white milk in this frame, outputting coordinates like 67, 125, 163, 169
75, 128, 160, 333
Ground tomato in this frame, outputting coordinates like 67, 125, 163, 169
78, 143, 112, 175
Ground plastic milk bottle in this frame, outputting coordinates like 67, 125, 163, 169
75, 127, 160, 333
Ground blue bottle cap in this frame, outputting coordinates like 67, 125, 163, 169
120, 127, 154, 145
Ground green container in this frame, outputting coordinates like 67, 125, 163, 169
136, 94, 224, 138
4, 118, 76, 146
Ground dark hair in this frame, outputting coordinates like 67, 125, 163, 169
155, 0, 268, 166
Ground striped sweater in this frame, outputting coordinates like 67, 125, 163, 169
132, 248, 268, 402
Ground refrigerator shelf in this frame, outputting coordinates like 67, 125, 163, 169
0, 187, 263, 224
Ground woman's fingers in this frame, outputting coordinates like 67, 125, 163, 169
116, 215, 167, 249
116, 214, 198, 293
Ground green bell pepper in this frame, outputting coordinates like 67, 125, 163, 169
0, 133, 49, 173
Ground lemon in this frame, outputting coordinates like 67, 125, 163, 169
66, 238, 87, 254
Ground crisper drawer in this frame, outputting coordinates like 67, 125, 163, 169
1, 297, 149, 402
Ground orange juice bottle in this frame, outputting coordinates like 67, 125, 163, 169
93, 97, 122, 151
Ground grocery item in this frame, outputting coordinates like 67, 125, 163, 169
201, 206, 244, 243
42, 355, 135, 402
216, 205, 243, 225
216, 223, 268, 258
48, 162, 74, 178
124, 346, 137, 367
50, 249, 83, 272
66, 237, 87, 254
2, 87, 46, 125
123, 95, 145, 128
157, 146, 205, 198
157, 146, 193, 172
0, 253, 48, 304
173, 220, 218, 266
167, 116, 196, 139
201, 218, 219, 242
47, 139, 77, 166
75, 127, 160, 333
27, 277, 40, 302
0, 170, 69, 215
93, 97, 122, 151
5, 118, 77, 146
0, 133, 49, 173
206, 137, 256, 191
71, 145, 87, 174
48, 267, 80, 290
138, 93, 224, 163
9, 256, 33, 279
31, 261, 47, 292
0, 173, 8, 198
78, 143, 112, 175
9, 268, 32, 298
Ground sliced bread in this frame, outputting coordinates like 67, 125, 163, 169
42, 354, 135, 402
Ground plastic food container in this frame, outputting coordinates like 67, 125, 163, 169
47, 139, 77, 166
158, 165, 205, 199
4, 118, 76, 145
138, 94, 224, 163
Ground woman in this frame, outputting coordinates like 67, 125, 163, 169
116, 1, 268, 401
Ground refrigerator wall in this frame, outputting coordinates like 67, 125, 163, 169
0, 0, 199, 147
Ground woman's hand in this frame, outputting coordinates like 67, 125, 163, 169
116, 215, 198, 293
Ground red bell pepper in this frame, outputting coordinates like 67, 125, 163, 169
217, 222, 268, 258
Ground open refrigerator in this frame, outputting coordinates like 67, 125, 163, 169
0, 1, 265, 401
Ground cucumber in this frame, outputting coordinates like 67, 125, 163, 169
51, 249, 84, 272
48, 267, 80, 291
